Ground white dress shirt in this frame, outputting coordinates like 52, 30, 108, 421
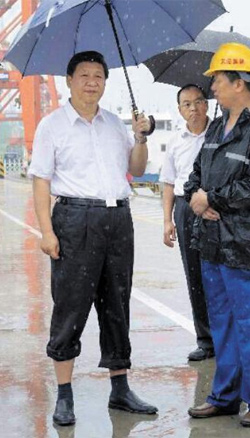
159, 120, 210, 196
28, 100, 134, 200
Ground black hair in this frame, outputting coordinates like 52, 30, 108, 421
67, 51, 109, 79
177, 83, 208, 104
223, 71, 250, 92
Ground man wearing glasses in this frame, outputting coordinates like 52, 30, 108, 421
160, 84, 214, 361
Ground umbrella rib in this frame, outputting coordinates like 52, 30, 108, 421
153, 50, 188, 82
22, 1, 100, 75
22, 27, 46, 76
152, 0, 196, 42
73, 0, 101, 54
210, 0, 227, 12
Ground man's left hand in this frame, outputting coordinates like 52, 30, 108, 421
190, 188, 209, 216
202, 207, 220, 221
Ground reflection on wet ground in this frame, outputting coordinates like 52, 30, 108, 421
0, 179, 249, 437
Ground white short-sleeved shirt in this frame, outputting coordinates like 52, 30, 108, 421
159, 120, 210, 196
28, 100, 134, 200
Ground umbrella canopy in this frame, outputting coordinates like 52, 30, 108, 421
144, 29, 250, 97
3, 0, 226, 77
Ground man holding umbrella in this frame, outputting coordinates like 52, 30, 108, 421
160, 83, 214, 361
185, 42, 250, 427
28, 51, 158, 426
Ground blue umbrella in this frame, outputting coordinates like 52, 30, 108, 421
4, 0, 226, 76
3, 0, 226, 130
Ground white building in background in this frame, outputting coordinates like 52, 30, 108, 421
120, 112, 174, 175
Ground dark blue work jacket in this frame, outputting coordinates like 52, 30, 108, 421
184, 108, 250, 270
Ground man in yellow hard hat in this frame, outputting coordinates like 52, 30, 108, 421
184, 42, 250, 427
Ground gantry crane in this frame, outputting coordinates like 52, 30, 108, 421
0, 0, 59, 158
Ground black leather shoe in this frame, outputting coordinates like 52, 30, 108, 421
188, 347, 215, 361
53, 398, 76, 426
108, 390, 158, 414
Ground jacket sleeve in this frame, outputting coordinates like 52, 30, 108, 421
183, 149, 202, 203
207, 171, 250, 211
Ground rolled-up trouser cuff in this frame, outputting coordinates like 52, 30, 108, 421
99, 357, 131, 370
47, 342, 81, 362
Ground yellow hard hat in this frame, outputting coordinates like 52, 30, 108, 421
204, 42, 250, 77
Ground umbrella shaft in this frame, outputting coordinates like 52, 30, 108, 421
104, 0, 138, 115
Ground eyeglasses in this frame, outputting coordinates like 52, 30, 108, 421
179, 98, 207, 110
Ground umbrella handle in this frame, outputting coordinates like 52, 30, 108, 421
133, 109, 155, 136
143, 115, 155, 136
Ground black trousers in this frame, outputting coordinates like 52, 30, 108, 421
174, 196, 213, 350
47, 201, 134, 369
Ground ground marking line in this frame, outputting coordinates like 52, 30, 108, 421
0, 207, 195, 336
132, 288, 195, 336
0, 208, 42, 238
133, 215, 162, 224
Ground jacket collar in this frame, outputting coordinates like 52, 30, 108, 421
220, 107, 250, 145
222, 107, 250, 127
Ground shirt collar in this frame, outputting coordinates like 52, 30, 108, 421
181, 117, 211, 138
64, 99, 105, 126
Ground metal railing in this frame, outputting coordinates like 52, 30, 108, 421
4, 158, 25, 174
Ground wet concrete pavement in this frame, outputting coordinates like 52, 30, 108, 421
0, 178, 248, 438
